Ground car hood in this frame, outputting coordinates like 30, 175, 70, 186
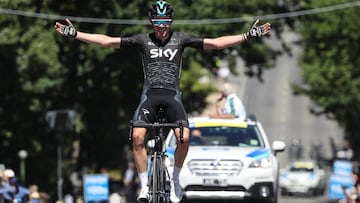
281, 172, 319, 181
167, 146, 272, 161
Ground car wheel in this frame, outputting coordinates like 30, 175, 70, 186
280, 189, 288, 196
307, 188, 316, 196
259, 200, 277, 203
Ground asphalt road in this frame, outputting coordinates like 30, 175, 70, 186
229, 30, 343, 203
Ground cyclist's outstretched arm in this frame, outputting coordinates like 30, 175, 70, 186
54, 18, 121, 48
203, 19, 270, 50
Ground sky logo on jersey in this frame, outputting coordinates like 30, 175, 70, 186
150, 48, 178, 61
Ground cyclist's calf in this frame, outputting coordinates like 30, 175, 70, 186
173, 127, 190, 168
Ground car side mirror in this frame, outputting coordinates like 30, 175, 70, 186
272, 140, 286, 156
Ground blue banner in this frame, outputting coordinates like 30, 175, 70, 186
328, 174, 353, 199
83, 174, 109, 202
333, 160, 353, 176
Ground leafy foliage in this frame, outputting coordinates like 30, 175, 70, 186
293, 0, 360, 158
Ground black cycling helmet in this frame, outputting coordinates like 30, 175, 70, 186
148, 1, 174, 18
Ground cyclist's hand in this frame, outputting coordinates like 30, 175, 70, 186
54, 18, 77, 38
246, 19, 271, 39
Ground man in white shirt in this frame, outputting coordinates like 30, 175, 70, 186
216, 82, 246, 119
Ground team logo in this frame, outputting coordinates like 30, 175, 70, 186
150, 48, 178, 61
210, 160, 221, 169
142, 108, 150, 115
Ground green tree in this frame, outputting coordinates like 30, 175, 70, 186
293, 0, 360, 158
0, 0, 279, 197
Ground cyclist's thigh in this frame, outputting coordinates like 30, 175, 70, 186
132, 92, 155, 123
166, 92, 189, 126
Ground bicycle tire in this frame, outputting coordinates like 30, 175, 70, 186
148, 155, 154, 203
152, 152, 163, 203
163, 164, 171, 203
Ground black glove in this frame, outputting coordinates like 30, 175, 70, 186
61, 20, 77, 38
246, 20, 265, 39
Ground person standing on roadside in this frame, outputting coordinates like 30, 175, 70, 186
216, 82, 247, 119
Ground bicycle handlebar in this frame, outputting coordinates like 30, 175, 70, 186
131, 122, 181, 128
129, 121, 185, 144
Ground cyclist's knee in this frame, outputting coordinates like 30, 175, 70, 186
175, 127, 190, 144
132, 128, 146, 147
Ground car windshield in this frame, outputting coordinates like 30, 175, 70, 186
188, 125, 264, 147
289, 166, 314, 172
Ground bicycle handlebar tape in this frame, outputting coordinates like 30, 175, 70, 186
128, 121, 133, 141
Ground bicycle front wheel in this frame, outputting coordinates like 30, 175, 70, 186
152, 152, 167, 203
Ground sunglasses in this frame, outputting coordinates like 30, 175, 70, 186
151, 19, 173, 26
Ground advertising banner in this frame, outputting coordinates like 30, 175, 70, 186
83, 174, 109, 202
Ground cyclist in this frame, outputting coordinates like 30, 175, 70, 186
54, 1, 271, 202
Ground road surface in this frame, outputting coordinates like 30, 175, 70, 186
237, 30, 343, 203
200, 29, 343, 203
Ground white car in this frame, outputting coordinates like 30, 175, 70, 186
164, 115, 286, 203
279, 161, 327, 196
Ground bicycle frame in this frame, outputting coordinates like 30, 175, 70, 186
129, 107, 184, 203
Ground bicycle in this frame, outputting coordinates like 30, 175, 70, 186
129, 106, 184, 203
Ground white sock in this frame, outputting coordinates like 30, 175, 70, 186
139, 172, 148, 190
172, 166, 181, 184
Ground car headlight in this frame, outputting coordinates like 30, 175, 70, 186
249, 157, 273, 168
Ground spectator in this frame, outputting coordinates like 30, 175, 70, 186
122, 161, 138, 202
28, 184, 49, 203
3, 169, 15, 184
288, 139, 303, 161
1, 169, 15, 202
69, 170, 82, 200
336, 137, 354, 161
216, 82, 246, 119
2, 169, 29, 203
1, 168, 10, 203
9, 178, 29, 203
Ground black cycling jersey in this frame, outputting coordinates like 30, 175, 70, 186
121, 31, 204, 125
121, 31, 203, 91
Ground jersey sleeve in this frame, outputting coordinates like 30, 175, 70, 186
120, 33, 145, 48
180, 32, 204, 49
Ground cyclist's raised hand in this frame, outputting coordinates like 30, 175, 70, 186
246, 19, 271, 39
54, 18, 77, 38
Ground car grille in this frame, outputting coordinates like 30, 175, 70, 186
188, 159, 243, 176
